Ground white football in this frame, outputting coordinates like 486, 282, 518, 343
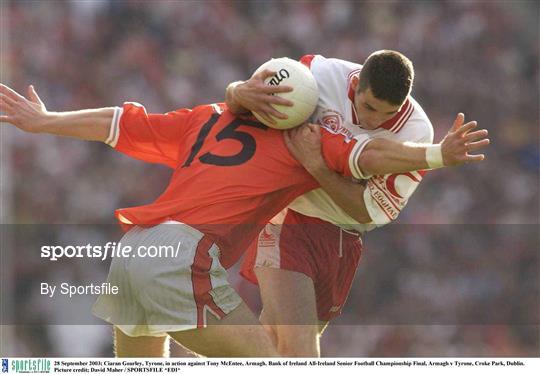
252, 57, 319, 129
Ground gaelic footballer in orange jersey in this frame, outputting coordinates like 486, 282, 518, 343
105, 102, 366, 268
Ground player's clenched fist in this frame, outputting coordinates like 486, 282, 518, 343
284, 123, 324, 173
440, 113, 490, 167
0, 84, 48, 133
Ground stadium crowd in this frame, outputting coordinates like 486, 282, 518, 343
2, 0, 538, 356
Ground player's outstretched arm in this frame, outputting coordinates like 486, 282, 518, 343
358, 113, 490, 176
225, 69, 294, 125
0, 84, 113, 142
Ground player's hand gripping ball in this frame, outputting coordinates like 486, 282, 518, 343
253, 57, 319, 129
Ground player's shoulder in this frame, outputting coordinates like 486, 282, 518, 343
177, 102, 229, 122
398, 96, 434, 143
190, 102, 226, 113
302, 54, 362, 79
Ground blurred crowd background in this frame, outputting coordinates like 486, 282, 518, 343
1, 0, 538, 357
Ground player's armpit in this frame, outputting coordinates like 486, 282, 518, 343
307, 166, 372, 224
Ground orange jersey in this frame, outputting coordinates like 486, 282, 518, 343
107, 102, 360, 267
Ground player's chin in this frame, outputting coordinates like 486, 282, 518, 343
359, 121, 378, 130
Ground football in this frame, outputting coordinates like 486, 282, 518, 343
252, 57, 319, 129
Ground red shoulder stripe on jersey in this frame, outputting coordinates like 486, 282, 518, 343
299, 55, 315, 68
348, 79, 360, 125
348, 82, 355, 102
378, 99, 411, 131
391, 103, 414, 133
347, 68, 362, 80
388, 101, 412, 132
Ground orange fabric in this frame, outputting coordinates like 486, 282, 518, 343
113, 102, 356, 268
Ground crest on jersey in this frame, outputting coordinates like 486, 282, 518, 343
320, 109, 343, 131
319, 109, 353, 141
321, 113, 342, 132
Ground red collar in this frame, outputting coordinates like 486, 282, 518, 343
347, 83, 359, 126
378, 99, 412, 131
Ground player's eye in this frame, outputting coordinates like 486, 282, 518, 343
364, 104, 375, 111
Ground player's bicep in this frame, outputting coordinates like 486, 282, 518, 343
107, 102, 191, 168
363, 171, 426, 226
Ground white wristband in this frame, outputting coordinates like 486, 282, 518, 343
425, 144, 444, 169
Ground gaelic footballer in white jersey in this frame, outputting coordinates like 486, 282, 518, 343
287, 54, 434, 231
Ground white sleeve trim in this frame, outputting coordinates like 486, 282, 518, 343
348, 137, 373, 179
105, 107, 123, 148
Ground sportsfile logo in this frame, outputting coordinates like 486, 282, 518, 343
2, 359, 8, 373
9, 359, 50, 373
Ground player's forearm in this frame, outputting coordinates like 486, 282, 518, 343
306, 161, 371, 224
225, 81, 249, 114
358, 138, 431, 176
38, 108, 114, 142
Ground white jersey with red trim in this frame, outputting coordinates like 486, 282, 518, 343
288, 55, 434, 232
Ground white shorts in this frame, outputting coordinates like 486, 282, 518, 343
92, 222, 242, 337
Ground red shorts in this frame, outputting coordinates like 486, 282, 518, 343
240, 209, 363, 321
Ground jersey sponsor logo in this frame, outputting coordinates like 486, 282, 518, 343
369, 184, 400, 220
367, 172, 422, 220
329, 305, 341, 313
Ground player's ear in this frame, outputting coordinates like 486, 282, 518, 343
350, 75, 360, 91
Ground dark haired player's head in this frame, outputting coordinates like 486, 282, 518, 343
358, 50, 414, 105
351, 50, 414, 130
